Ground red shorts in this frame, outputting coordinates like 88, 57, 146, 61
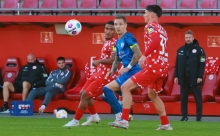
82, 76, 108, 98
131, 68, 167, 93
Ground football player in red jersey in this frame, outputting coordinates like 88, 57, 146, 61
108, 5, 172, 130
63, 21, 118, 127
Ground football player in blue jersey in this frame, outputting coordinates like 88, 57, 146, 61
103, 15, 142, 122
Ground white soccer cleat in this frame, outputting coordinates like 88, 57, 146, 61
109, 120, 129, 129
81, 115, 101, 126
156, 125, 173, 130
63, 119, 79, 127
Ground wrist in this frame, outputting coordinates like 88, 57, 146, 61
126, 64, 133, 69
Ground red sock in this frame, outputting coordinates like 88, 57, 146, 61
121, 108, 130, 121
88, 104, 96, 115
74, 108, 85, 121
160, 115, 169, 125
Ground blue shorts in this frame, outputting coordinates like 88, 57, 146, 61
115, 68, 141, 87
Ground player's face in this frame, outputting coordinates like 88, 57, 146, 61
104, 24, 115, 40
114, 19, 127, 35
57, 60, 66, 69
185, 34, 194, 44
143, 10, 151, 23
143, 10, 155, 23
27, 55, 36, 63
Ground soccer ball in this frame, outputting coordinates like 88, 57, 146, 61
56, 109, 68, 119
65, 19, 82, 36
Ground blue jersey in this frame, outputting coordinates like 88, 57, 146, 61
116, 32, 141, 70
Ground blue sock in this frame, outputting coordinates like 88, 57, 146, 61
102, 91, 122, 113
101, 94, 109, 103
103, 87, 122, 114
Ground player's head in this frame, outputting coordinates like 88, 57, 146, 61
185, 30, 194, 44
27, 53, 36, 63
105, 21, 115, 40
114, 15, 127, 36
144, 5, 162, 23
56, 56, 66, 69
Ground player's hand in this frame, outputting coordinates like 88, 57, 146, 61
174, 78, 178, 84
105, 71, 114, 78
138, 55, 147, 68
92, 60, 100, 66
55, 83, 63, 88
118, 68, 129, 75
197, 78, 202, 83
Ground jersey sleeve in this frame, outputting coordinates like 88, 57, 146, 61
143, 25, 160, 57
125, 33, 138, 49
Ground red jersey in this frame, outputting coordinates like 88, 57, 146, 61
143, 22, 169, 75
85, 38, 118, 82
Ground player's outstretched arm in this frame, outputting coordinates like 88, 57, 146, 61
95, 52, 116, 65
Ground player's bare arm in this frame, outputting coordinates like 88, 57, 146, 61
118, 45, 142, 75
130, 45, 142, 66
106, 56, 121, 77
93, 52, 116, 66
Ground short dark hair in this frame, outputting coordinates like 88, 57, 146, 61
185, 30, 194, 36
114, 15, 127, 23
146, 5, 162, 18
106, 21, 114, 25
57, 56, 65, 62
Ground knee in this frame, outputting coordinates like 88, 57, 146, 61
79, 90, 84, 96
3, 81, 12, 88
81, 92, 90, 100
23, 81, 31, 89
121, 84, 128, 93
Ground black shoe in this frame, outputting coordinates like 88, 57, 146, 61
180, 117, 188, 121
196, 118, 201, 121
0, 106, 9, 113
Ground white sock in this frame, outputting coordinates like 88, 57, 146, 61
115, 112, 122, 120
40, 105, 46, 110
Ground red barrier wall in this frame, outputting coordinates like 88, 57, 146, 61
1, 24, 220, 71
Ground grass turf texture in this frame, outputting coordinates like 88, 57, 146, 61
0, 117, 219, 136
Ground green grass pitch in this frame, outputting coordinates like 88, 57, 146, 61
0, 117, 219, 136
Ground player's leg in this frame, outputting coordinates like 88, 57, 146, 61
22, 81, 31, 101
0, 82, 15, 113
108, 79, 138, 129
103, 80, 122, 120
101, 91, 123, 121
63, 78, 102, 127
81, 96, 101, 126
147, 78, 172, 130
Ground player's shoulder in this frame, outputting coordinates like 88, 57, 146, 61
124, 32, 135, 38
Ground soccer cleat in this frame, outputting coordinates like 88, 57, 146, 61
108, 120, 129, 129
156, 125, 173, 130
0, 106, 9, 113
81, 115, 101, 126
63, 119, 79, 127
